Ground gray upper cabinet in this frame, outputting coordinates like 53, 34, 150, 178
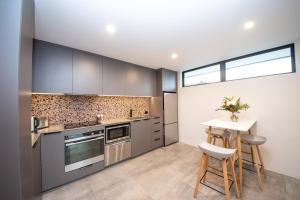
126, 63, 156, 96
161, 68, 177, 92
131, 119, 152, 157
33, 40, 73, 93
73, 50, 102, 95
102, 58, 127, 95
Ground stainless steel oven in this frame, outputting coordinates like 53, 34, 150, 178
105, 124, 130, 144
105, 124, 131, 166
64, 129, 104, 172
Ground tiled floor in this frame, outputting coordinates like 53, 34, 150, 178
42, 143, 300, 200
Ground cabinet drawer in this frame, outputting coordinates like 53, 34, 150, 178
152, 135, 163, 149
152, 117, 162, 124
152, 122, 163, 132
152, 129, 163, 139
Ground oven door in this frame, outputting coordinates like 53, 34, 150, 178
105, 124, 130, 144
65, 134, 104, 172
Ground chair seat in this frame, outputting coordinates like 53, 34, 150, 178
241, 134, 266, 145
205, 128, 232, 139
198, 142, 236, 159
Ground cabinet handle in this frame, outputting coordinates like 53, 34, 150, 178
154, 138, 160, 141
154, 130, 160, 133
154, 122, 160, 124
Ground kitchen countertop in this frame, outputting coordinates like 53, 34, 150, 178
31, 116, 161, 147
31, 125, 64, 147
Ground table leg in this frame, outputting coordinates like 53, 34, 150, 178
236, 131, 243, 195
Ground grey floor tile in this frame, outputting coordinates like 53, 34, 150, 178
42, 142, 300, 200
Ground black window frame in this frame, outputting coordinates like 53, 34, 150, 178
182, 43, 296, 87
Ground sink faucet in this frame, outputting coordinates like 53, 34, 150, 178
129, 109, 133, 118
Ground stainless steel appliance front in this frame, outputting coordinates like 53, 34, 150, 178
105, 123, 131, 166
105, 124, 130, 144
64, 129, 104, 172
105, 140, 131, 166
163, 92, 179, 146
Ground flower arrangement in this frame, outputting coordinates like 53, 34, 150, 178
216, 96, 249, 122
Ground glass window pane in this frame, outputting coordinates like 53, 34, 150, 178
184, 64, 220, 86
226, 48, 292, 81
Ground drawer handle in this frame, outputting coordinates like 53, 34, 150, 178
154, 122, 160, 124
154, 130, 160, 133
154, 138, 160, 141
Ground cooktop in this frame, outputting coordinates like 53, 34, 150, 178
64, 121, 99, 129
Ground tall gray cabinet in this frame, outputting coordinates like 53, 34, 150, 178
33, 40, 73, 93
73, 50, 102, 95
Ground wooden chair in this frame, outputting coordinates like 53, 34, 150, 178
193, 142, 240, 200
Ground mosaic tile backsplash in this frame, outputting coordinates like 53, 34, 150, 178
31, 95, 151, 125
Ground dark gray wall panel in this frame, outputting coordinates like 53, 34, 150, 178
73, 50, 102, 95
0, 0, 36, 199
33, 40, 73, 93
19, 0, 36, 199
0, 1, 23, 199
102, 58, 127, 95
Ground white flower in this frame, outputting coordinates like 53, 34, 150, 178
227, 97, 237, 106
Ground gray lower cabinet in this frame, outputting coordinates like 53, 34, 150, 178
73, 50, 102, 95
151, 118, 163, 149
131, 119, 152, 157
126, 64, 156, 96
33, 40, 73, 93
41, 133, 65, 191
32, 137, 42, 199
41, 131, 104, 191
102, 57, 127, 95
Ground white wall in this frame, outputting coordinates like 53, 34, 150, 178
178, 40, 300, 179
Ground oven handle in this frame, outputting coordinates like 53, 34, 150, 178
65, 136, 104, 147
65, 133, 104, 143
106, 124, 130, 131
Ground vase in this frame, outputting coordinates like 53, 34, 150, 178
230, 112, 239, 122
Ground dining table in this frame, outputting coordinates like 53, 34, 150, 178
201, 117, 257, 196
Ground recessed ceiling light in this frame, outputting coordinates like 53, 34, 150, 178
243, 21, 255, 30
171, 53, 178, 59
106, 24, 116, 34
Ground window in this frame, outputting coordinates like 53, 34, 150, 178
182, 44, 295, 87
183, 64, 221, 86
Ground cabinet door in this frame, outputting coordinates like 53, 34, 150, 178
41, 133, 65, 191
32, 137, 42, 197
102, 58, 126, 95
73, 50, 102, 95
131, 120, 152, 157
162, 69, 177, 92
126, 64, 156, 96
33, 40, 73, 93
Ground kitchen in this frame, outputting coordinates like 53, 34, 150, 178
1, 1, 300, 200
30, 39, 179, 191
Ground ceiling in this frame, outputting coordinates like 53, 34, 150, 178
34, 0, 300, 71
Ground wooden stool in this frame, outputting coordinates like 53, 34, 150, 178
241, 134, 266, 191
205, 128, 232, 148
193, 142, 240, 200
